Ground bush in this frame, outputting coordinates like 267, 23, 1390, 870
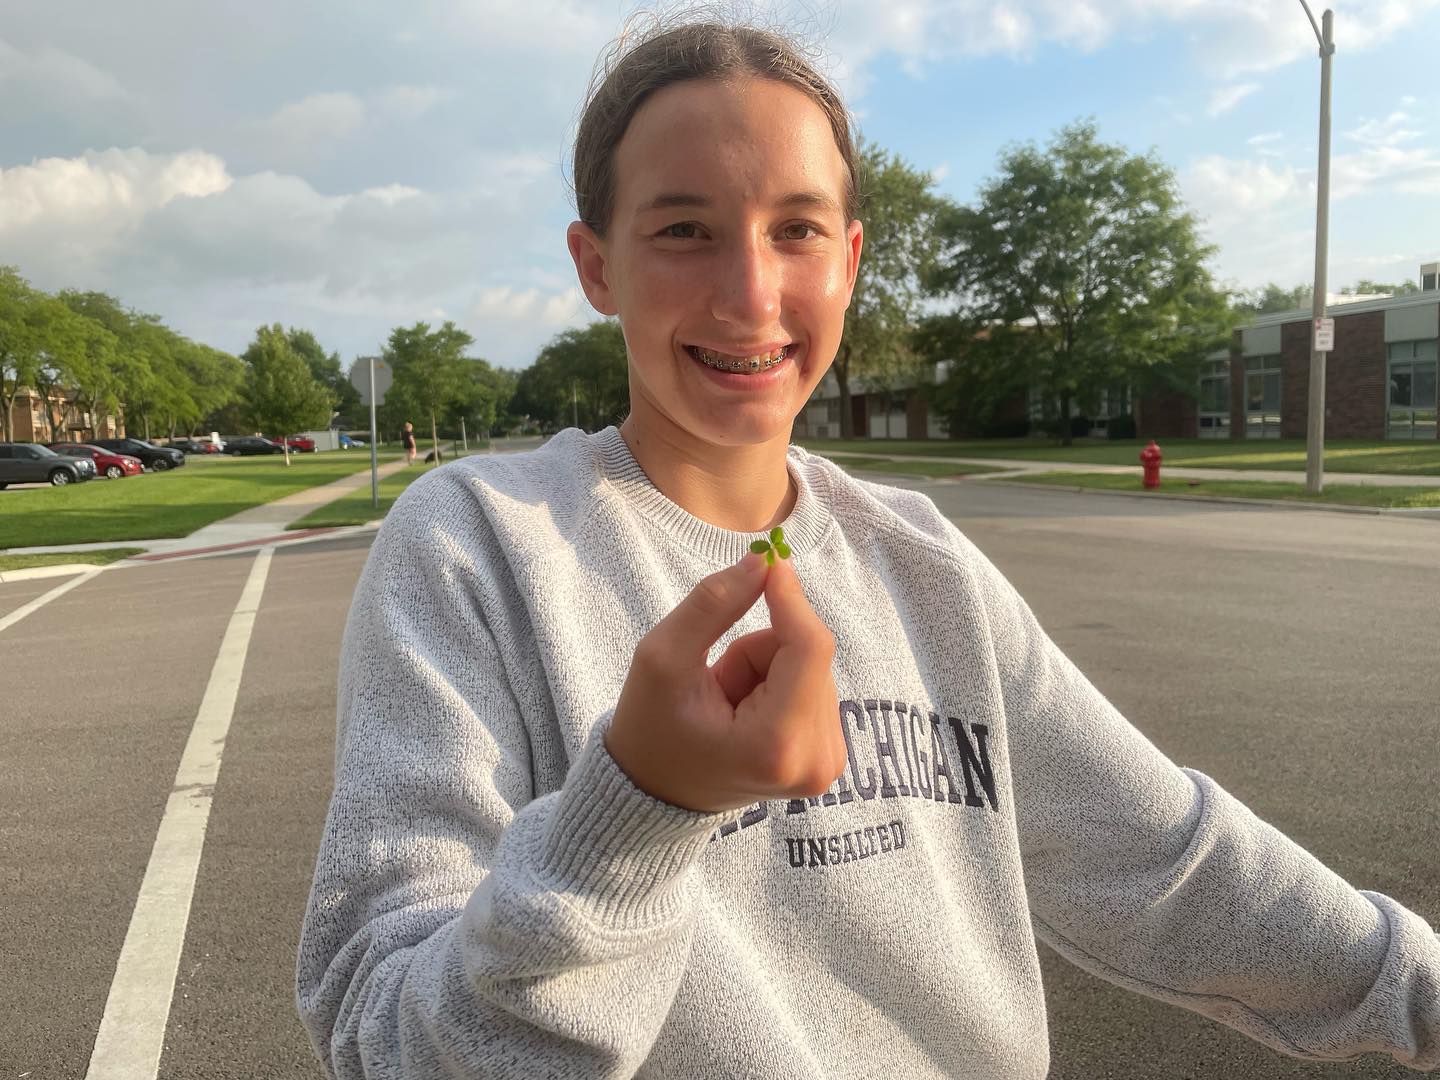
980, 417, 1032, 439
1108, 414, 1137, 440
1069, 415, 1092, 438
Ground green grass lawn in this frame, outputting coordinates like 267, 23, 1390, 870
0, 547, 146, 571
0, 452, 403, 550
831, 458, 1009, 479
287, 453, 479, 529
799, 437, 1440, 475
1005, 471, 1440, 509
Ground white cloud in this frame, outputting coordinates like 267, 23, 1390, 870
0, 148, 230, 232
1207, 82, 1260, 117
823, 0, 1440, 86
255, 91, 367, 159
375, 84, 454, 120
471, 285, 590, 330
0, 36, 128, 101
1184, 156, 1302, 224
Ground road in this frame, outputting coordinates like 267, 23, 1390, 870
1, 478, 1435, 1079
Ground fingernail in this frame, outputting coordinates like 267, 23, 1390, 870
739, 552, 767, 573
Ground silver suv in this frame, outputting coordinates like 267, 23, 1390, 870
0, 442, 97, 488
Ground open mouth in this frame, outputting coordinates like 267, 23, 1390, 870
684, 343, 794, 374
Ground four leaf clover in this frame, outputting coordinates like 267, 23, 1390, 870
750, 526, 792, 566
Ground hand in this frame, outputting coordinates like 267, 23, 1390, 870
604, 553, 845, 814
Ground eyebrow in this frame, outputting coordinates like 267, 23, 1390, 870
636, 190, 843, 216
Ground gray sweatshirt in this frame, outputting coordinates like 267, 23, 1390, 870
296, 426, 1439, 1078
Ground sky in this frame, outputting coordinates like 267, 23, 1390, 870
2, 0, 1438, 371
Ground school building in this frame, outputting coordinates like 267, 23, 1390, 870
1176, 272, 1438, 442
793, 264, 1439, 443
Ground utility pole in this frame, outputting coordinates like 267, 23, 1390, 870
1301, 2, 1334, 495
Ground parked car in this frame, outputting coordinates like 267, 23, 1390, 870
168, 438, 222, 455
0, 442, 96, 487
89, 437, 186, 472
47, 442, 143, 479
268, 435, 317, 453
338, 433, 366, 448
223, 436, 286, 456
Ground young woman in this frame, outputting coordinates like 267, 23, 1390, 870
402, 421, 417, 465
297, 20, 1439, 1079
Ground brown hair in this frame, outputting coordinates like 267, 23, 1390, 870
571, 16, 860, 236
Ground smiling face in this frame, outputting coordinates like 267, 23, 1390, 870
567, 77, 862, 450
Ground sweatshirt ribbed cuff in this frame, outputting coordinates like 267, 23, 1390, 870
537, 715, 742, 927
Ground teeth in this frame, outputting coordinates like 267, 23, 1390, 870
693, 346, 788, 373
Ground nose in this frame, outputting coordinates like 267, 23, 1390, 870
709, 233, 781, 329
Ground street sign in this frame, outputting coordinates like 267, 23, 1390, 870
349, 357, 392, 406
1314, 317, 1334, 352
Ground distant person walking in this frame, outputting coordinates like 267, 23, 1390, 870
402, 421, 417, 465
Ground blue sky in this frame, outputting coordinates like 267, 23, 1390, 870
2, 1, 1437, 370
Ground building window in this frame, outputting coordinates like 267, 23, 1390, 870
1387, 340, 1438, 441
1244, 354, 1282, 439
1198, 359, 1231, 439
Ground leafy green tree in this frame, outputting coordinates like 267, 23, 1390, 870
511, 321, 628, 433
287, 327, 360, 428
927, 121, 1235, 444
383, 321, 474, 462
832, 142, 949, 438
241, 324, 334, 465
1235, 278, 1422, 317
0, 267, 48, 441
58, 291, 138, 436
29, 295, 101, 440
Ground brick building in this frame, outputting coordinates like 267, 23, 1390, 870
794, 271, 1438, 443
1150, 280, 1438, 442
792, 364, 950, 440
3, 389, 125, 444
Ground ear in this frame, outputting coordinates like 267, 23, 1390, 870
842, 218, 864, 310
567, 221, 619, 316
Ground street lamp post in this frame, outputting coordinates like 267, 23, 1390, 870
1300, 2, 1334, 495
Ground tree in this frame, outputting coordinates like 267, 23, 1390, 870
927, 121, 1235, 444
0, 267, 47, 442
383, 321, 474, 463
288, 328, 361, 428
1234, 278, 1423, 316
834, 142, 949, 438
241, 324, 334, 465
511, 322, 628, 433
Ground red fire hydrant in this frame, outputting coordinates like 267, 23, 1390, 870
1139, 440, 1162, 489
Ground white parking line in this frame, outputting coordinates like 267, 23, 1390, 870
0, 566, 106, 635
85, 547, 273, 1080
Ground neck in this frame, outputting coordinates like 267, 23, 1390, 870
618, 417, 795, 533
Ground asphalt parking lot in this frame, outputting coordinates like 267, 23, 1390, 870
1, 480, 1435, 1079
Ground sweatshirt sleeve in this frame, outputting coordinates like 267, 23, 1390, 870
966, 544, 1440, 1071
295, 483, 739, 1078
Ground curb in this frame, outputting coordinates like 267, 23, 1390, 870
980, 478, 1440, 517
0, 563, 103, 583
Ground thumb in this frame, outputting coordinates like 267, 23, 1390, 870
656, 552, 770, 659
761, 554, 820, 637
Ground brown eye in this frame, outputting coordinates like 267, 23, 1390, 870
782, 222, 819, 241
664, 222, 700, 239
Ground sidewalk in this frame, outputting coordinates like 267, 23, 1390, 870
816, 449, 1440, 488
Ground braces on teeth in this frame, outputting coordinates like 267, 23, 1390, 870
693, 346, 787, 373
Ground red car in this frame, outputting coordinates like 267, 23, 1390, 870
48, 442, 144, 479
270, 435, 317, 453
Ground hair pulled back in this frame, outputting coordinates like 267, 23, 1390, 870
572, 16, 860, 236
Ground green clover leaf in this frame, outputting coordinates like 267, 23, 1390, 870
750, 526, 791, 566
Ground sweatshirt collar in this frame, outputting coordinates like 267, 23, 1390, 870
592, 425, 833, 565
